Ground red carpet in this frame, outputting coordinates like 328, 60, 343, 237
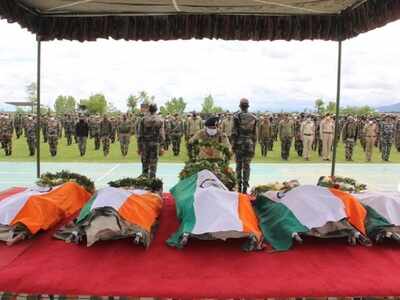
1, 192, 400, 298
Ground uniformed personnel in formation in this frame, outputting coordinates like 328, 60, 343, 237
341, 116, 358, 161
75, 115, 89, 156
231, 98, 257, 194
258, 114, 272, 157
185, 111, 203, 160
100, 115, 113, 156
0, 113, 13, 156
47, 116, 61, 157
118, 114, 132, 157
319, 113, 335, 161
363, 117, 378, 162
278, 113, 294, 160
300, 115, 315, 161
170, 113, 184, 156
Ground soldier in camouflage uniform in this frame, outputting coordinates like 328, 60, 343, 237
357, 116, 367, 151
341, 116, 358, 161
64, 114, 75, 145
41, 114, 49, 143
25, 116, 37, 156
380, 115, 395, 161
75, 115, 89, 156
258, 114, 272, 157
293, 115, 304, 157
395, 116, 400, 152
100, 115, 113, 156
137, 104, 165, 178
170, 114, 184, 156
278, 113, 294, 160
231, 98, 257, 194
110, 117, 118, 144
0, 114, 13, 156
47, 116, 61, 157
91, 116, 101, 150
163, 116, 172, 151
118, 114, 132, 157
185, 112, 203, 160
221, 113, 234, 144
14, 113, 23, 139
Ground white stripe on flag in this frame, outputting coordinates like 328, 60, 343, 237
278, 185, 347, 229
90, 187, 134, 211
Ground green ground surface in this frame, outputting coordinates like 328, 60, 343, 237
1, 135, 399, 163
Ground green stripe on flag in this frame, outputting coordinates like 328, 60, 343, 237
254, 195, 309, 251
364, 204, 393, 238
77, 192, 97, 223
167, 174, 198, 248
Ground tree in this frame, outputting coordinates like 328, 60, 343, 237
127, 91, 155, 112
26, 82, 37, 112
314, 98, 325, 114
159, 97, 187, 116
80, 93, 108, 114
54, 95, 76, 115
326, 101, 336, 114
201, 94, 223, 114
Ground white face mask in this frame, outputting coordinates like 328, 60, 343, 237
206, 128, 217, 136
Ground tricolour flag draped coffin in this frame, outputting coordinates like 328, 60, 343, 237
55, 187, 163, 248
0, 182, 91, 245
356, 191, 400, 243
167, 170, 263, 251
254, 185, 371, 251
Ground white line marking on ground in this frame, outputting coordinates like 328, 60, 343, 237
95, 164, 120, 183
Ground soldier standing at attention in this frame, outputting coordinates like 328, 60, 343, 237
395, 116, 400, 152
170, 113, 184, 156
118, 114, 132, 157
380, 115, 395, 161
341, 116, 358, 161
319, 113, 335, 161
278, 113, 294, 161
221, 113, 234, 144
110, 117, 117, 144
258, 114, 272, 157
0, 114, 13, 156
300, 115, 315, 161
232, 98, 257, 194
363, 117, 378, 162
14, 113, 23, 139
137, 104, 165, 178
186, 112, 203, 160
64, 114, 75, 145
100, 115, 113, 156
92, 116, 101, 151
75, 115, 89, 156
47, 116, 61, 157
41, 113, 49, 143
25, 116, 36, 156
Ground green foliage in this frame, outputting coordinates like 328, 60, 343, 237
108, 176, 163, 192
201, 94, 223, 114
341, 105, 377, 116
80, 93, 108, 115
37, 170, 95, 193
127, 91, 155, 113
160, 97, 187, 116
54, 95, 76, 115
314, 98, 325, 113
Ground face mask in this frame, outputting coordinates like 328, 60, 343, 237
206, 128, 217, 136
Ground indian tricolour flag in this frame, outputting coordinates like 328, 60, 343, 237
167, 170, 262, 249
0, 182, 90, 238
77, 187, 162, 233
254, 185, 367, 251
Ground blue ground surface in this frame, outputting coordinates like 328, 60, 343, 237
0, 162, 399, 192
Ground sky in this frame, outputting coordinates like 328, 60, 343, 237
0, 18, 399, 112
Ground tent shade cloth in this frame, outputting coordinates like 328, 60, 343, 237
1, 0, 399, 41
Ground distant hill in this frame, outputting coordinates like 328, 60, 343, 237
0, 102, 16, 112
377, 102, 400, 113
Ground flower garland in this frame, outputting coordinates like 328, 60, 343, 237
191, 140, 232, 163
37, 170, 95, 193
108, 176, 163, 193
317, 176, 367, 193
251, 180, 300, 196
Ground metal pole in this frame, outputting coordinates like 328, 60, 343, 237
331, 40, 342, 177
36, 36, 42, 178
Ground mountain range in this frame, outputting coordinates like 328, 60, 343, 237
377, 102, 400, 113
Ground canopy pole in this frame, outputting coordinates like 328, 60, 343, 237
36, 36, 42, 178
331, 40, 342, 177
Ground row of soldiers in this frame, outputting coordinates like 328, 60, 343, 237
1, 110, 400, 162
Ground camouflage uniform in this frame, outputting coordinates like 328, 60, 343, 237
341, 118, 358, 161
14, 114, 23, 139
137, 109, 165, 178
232, 99, 257, 193
47, 118, 61, 157
100, 117, 113, 156
163, 117, 172, 150
41, 115, 49, 143
221, 114, 234, 144
0, 115, 13, 156
25, 118, 37, 156
258, 116, 272, 157
380, 118, 395, 161
294, 117, 303, 157
185, 115, 203, 160
395, 118, 400, 152
64, 116, 75, 145
91, 117, 101, 150
110, 117, 118, 144
278, 116, 294, 160
357, 117, 367, 151
118, 117, 132, 156
189, 128, 231, 161
170, 116, 184, 156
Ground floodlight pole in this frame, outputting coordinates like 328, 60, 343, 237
331, 40, 342, 177
36, 36, 42, 178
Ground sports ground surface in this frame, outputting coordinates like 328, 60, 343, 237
0, 162, 399, 192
